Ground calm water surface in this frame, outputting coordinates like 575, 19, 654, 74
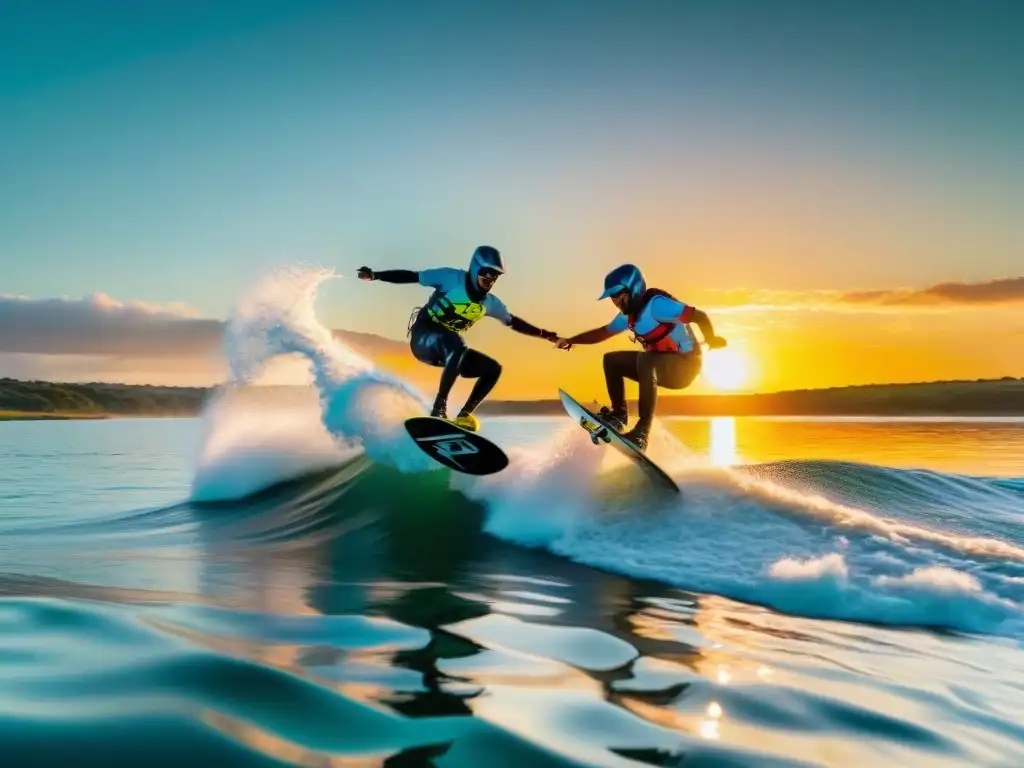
0, 413, 1021, 767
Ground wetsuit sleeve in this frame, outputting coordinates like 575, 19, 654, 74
418, 267, 462, 291
372, 269, 419, 284
483, 296, 555, 339
606, 314, 629, 334
509, 315, 558, 340
649, 296, 695, 324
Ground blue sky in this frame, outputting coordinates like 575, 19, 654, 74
2, 0, 1022, 350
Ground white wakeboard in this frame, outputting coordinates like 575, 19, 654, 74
558, 389, 679, 494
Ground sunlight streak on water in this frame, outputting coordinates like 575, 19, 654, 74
709, 416, 739, 467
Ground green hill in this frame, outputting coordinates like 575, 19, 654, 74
0, 378, 210, 419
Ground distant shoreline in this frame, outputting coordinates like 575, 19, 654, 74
478, 376, 1024, 417
0, 378, 209, 421
0, 411, 110, 421
3, 375, 1024, 420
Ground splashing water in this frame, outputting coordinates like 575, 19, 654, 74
191, 265, 439, 503
186, 263, 1024, 638
462, 423, 1024, 638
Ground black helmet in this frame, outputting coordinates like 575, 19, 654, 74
469, 245, 505, 287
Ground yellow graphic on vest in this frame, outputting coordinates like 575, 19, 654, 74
427, 296, 486, 332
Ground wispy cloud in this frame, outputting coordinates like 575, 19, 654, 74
705, 276, 1024, 313
841, 277, 1024, 306
0, 293, 221, 356
0, 294, 407, 359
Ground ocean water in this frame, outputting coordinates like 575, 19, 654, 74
1, 267, 1022, 767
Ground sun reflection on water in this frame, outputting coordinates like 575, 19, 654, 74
709, 417, 739, 467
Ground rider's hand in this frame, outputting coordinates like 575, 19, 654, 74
357, 266, 375, 281
706, 335, 727, 349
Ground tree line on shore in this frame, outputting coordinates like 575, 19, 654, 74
2, 376, 1023, 418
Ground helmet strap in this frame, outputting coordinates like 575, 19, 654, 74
466, 272, 488, 300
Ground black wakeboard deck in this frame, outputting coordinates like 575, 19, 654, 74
404, 416, 509, 476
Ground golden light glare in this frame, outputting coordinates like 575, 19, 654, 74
701, 347, 750, 391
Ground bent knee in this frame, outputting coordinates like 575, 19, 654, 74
603, 351, 625, 370
659, 358, 700, 389
483, 355, 502, 379
462, 349, 502, 379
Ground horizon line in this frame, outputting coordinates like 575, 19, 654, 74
3, 374, 1022, 399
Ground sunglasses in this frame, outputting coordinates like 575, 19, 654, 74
478, 269, 502, 280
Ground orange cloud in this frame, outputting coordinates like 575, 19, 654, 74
705, 276, 1024, 313
842, 277, 1024, 306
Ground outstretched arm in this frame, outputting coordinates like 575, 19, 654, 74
357, 266, 419, 284
509, 314, 559, 342
556, 313, 627, 348
557, 325, 618, 348
486, 296, 559, 342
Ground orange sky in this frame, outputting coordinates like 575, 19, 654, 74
343, 294, 1024, 402
4, 275, 1022, 400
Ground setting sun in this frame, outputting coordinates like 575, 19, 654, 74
701, 348, 751, 391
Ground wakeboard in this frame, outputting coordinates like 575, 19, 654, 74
558, 389, 679, 494
404, 416, 509, 476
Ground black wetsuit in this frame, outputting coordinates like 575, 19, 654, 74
370, 269, 556, 417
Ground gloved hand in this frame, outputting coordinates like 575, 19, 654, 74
357, 266, 375, 281
706, 335, 727, 349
